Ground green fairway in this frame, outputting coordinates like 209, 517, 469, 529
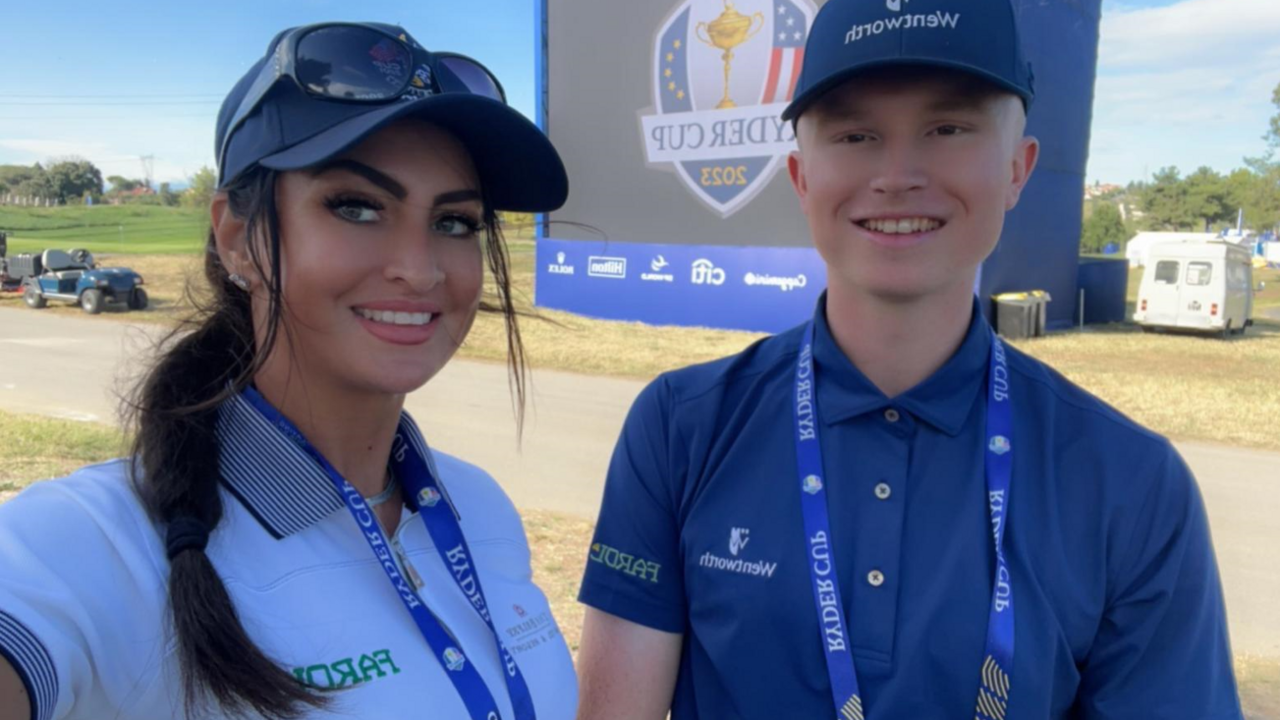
0, 205, 207, 255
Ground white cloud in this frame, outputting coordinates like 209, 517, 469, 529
1087, 0, 1280, 182
1100, 0, 1280, 71
0, 118, 216, 186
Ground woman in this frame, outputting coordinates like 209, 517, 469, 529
0, 22, 575, 720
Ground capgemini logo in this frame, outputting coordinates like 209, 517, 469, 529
887, 0, 909, 10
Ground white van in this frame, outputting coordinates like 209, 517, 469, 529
1133, 240, 1255, 337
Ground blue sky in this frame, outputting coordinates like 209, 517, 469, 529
0, 0, 1275, 187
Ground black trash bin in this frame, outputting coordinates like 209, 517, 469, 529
994, 295, 1036, 339
993, 291, 1052, 339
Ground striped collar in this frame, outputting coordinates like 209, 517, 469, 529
216, 389, 441, 539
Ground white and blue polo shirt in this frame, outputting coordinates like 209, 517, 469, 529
579, 296, 1241, 719
0, 392, 577, 720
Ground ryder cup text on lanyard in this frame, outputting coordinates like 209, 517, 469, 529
241, 387, 536, 720
793, 324, 1015, 720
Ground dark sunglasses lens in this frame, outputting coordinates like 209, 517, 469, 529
438, 56, 504, 102
297, 27, 412, 100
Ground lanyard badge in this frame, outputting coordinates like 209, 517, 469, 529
241, 387, 537, 720
793, 324, 1014, 720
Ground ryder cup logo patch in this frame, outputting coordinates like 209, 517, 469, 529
803, 474, 823, 495
443, 647, 466, 672
988, 435, 1011, 456
640, 0, 816, 218
418, 487, 442, 508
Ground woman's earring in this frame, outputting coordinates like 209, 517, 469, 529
229, 273, 251, 291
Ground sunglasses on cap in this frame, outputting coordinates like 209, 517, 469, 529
217, 22, 507, 180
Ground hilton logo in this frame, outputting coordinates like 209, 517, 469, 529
588, 256, 628, 279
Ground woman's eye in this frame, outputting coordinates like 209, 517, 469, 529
435, 214, 483, 238
326, 197, 383, 223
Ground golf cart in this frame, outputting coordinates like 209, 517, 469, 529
19, 248, 148, 314
0, 231, 19, 291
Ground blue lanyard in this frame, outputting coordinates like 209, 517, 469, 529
793, 323, 1014, 720
241, 387, 536, 720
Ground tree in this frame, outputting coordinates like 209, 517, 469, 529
0, 164, 42, 196
43, 158, 103, 203
157, 182, 180, 207
1138, 167, 1195, 230
106, 175, 143, 194
184, 166, 217, 209
1081, 202, 1129, 254
1266, 80, 1280, 150
1227, 164, 1280, 232
1182, 166, 1233, 231
15, 172, 57, 203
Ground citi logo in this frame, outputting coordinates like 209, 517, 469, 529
691, 259, 726, 286
729, 527, 750, 556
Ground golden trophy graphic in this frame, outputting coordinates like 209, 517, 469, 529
696, 1, 765, 110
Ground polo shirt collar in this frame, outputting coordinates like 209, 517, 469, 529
811, 293, 991, 436
216, 389, 433, 539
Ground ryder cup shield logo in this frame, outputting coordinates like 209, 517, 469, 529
641, 0, 816, 218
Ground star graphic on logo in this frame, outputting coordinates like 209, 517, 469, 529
677, 90, 685, 100
666, 52, 674, 62
778, 32, 786, 41
794, 31, 803, 40
673, 39, 682, 49
777, 4, 786, 14
664, 68, 672, 78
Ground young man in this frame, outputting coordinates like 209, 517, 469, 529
575, 0, 1242, 718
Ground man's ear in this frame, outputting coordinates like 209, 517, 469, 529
211, 192, 254, 281
788, 150, 809, 216
1006, 135, 1040, 211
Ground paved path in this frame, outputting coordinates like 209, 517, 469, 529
1, 307, 1277, 655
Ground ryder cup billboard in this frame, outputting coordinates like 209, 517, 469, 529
540, 0, 1103, 332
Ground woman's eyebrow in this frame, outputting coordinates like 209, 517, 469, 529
434, 189, 481, 206
310, 159, 407, 200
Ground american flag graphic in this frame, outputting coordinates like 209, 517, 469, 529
762, 0, 807, 104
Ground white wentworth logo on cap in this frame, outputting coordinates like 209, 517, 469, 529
845, 6, 960, 44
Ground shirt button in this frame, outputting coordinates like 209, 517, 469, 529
874, 483, 892, 500
884, 408, 900, 423
867, 570, 885, 587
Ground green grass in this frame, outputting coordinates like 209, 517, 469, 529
0, 411, 128, 497
0, 205, 207, 255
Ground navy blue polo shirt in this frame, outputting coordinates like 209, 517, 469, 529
579, 296, 1241, 719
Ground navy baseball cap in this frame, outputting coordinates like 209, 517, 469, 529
781, 0, 1034, 123
216, 22, 568, 213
